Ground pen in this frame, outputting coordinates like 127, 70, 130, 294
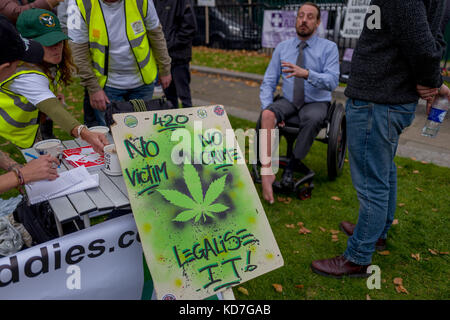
24, 152, 38, 159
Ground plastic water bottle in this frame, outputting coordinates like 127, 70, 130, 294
422, 96, 449, 138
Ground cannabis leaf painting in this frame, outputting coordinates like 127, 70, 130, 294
158, 165, 229, 223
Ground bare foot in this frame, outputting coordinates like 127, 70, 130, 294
261, 173, 276, 204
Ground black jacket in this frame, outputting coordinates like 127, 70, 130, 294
155, 0, 197, 64
345, 0, 446, 105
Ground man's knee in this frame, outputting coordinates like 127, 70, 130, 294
261, 109, 276, 126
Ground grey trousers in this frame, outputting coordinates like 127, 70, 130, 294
266, 97, 329, 160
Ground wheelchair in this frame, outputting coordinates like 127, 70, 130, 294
251, 100, 347, 200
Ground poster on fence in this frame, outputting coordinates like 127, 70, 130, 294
111, 105, 284, 300
341, 0, 371, 38
262, 10, 330, 48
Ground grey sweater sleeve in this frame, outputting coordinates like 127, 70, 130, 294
387, 0, 444, 88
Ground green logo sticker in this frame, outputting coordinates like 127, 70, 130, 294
124, 115, 138, 128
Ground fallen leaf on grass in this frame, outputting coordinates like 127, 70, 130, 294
330, 229, 340, 235
392, 219, 399, 225
393, 278, 409, 294
378, 250, 390, 256
0, 141, 10, 146
395, 285, 409, 294
237, 287, 249, 296
288, 211, 294, 216
366, 294, 371, 300
410, 157, 417, 161
421, 161, 429, 164
411, 253, 421, 261
285, 224, 295, 229
440, 251, 449, 255
272, 284, 283, 293
398, 203, 406, 207
299, 227, 312, 235
415, 187, 423, 192
295, 284, 304, 289
431, 208, 438, 212
331, 235, 339, 242
319, 227, 327, 232
428, 249, 438, 255
331, 196, 341, 201
413, 170, 420, 174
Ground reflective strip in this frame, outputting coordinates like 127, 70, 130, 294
10, 95, 36, 112
136, 0, 145, 18
0, 108, 38, 128
0, 89, 37, 112
138, 50, 151, 70
129, 34, 145, 48
92, 61, 105, 75
80, 0, 92, 23
89, 41, 107, 54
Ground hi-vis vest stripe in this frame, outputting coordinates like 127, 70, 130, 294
0, 68, 44, 148
76, 0, 157, 88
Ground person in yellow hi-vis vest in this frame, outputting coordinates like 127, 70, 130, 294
0, 14, 61, 195
0, 9, 109, 155
68, 0, 172, 126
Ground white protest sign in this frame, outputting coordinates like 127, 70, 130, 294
0, 214, 144, 299
198, 0, 215, 7
341, 0, 372, 38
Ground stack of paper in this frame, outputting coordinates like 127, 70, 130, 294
25, 166, 99, 205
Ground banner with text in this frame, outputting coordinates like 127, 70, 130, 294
0, 214, 144, 299
111, 105, 284, 300
262, 10, 330, 48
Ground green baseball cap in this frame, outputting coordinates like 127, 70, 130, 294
16, 9, 70, 47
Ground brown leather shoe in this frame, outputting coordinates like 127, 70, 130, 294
339, 221, 387, 251
311, 256, 370, 279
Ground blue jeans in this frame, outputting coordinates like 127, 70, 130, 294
94, 83, 155, 126
343, 99, 416, 265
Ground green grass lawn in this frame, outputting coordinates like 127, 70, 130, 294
1, 76, 449, 300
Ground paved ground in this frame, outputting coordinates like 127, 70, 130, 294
189, 66, 450, 168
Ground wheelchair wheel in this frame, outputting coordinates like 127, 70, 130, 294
327, 103, 347, 180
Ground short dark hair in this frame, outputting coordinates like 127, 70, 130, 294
298, 2, 321, 20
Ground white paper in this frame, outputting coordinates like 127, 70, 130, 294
25, 166, 99, 205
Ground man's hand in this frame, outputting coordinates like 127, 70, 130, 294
159, 74, 172, 89
281, 61, 309, 79
80, 129, 109, 155
417, 84, 439, 114
89, 90, 110, 111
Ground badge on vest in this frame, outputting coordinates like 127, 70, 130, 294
131, 21, 144, 35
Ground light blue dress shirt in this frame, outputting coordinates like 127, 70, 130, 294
260, 35, 340, 109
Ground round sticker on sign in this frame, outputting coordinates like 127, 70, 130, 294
162, 294, 176, 300
214, 105, 224, 116
124, 115, 138, 128
197, 108, 208, 119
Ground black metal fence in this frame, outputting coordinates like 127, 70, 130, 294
193, 1, 357, 59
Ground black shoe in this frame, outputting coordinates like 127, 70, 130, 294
280, 169, 294, 189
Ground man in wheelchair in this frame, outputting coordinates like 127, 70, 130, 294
259, 2, 340, 204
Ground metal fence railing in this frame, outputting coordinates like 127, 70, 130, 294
193, 1, 357, 60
